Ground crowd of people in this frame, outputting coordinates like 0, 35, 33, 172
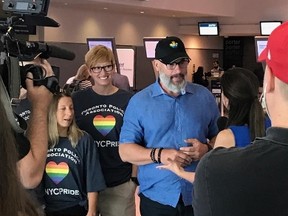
2, 22, 288, 216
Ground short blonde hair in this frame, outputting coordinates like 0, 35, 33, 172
85, 45, 115, 69
48, 92, 84, 148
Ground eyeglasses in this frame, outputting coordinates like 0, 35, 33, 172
90, 64, 114, 73
165, 59, 190, 70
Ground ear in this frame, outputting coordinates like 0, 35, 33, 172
153, 60, 161, 72
264, 65, 275, 93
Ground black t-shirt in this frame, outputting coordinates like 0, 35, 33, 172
193, 127, 288, 216
43, 133, 106, 213
13, 97, 31, 123
72, 88, 133, 187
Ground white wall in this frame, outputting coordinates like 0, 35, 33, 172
40, 6, 180, 45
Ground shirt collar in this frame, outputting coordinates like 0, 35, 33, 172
263, 127, 288, 145
151, 79, 195, 97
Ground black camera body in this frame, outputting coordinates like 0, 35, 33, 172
0, 0, 75, 160
0, 0, 75, 97
20, 64, 60, 94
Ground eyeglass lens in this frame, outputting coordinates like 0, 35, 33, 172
166, 59, 189, 70
91, 65, 113, 73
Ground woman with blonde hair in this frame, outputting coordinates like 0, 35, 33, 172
42, 91, 106, 216
72, 45, 136, 216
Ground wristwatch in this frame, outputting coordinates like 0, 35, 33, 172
131, 177, 139, 186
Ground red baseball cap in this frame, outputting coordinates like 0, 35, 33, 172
258, 21, 288, 83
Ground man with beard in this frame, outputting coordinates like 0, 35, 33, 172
119, 36, 220, 216
210, 60, 224, 78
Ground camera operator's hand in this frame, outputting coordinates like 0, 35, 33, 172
25, 58, 54, 105
18, 58, 54, 189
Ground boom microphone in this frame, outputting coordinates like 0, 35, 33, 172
6, 39, 75, 61
39, 44, 76, 60
24, 41, 76, 61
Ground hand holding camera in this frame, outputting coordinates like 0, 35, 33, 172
23, 58, 60, 95
25, 58, 54, 108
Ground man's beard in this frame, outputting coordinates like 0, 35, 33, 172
159, 71, 187, 94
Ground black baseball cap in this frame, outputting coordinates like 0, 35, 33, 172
155, 36, 190, 64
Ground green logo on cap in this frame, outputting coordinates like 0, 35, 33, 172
170, 41, 178, 48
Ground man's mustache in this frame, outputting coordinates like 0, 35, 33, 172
171, 73, 185, 79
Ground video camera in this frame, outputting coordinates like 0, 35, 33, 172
0, 0, 76, 154
0, 0, 76, 97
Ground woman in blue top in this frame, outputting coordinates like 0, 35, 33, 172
157, 67, 266, 182
214, 67, 265, 148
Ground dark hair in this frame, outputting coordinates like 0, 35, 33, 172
0, 101, 39, 216
221, 67, 265, 140
195, 66, 204, 74
193, 66, 204, 80
193, 66, 208, 87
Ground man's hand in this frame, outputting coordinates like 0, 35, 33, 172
160, 148, 193, 167
25, 58, 54, 107
18, 58, 54, 188
180, 139, 209, 161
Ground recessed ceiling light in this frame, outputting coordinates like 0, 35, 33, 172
104, 7, 108, 10
64, 2, 68, 6
140, 11, 144, 14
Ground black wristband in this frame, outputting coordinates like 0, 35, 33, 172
204, 143, 213, 152
158, 147, 164, 163
131, 177, 139, 186
150, 148, 157, 163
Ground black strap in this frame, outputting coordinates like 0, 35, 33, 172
41, 76, 60, 94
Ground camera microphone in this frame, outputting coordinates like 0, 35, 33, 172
46, 44, 75, 60
24, 41, 76, 61
4, 36, 76, 61
39, 44, 76, 60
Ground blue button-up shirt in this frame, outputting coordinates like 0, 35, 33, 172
119, 81, 220, 207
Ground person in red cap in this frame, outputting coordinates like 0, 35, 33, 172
192, 21, 288, 216
119, 36, 220, 216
